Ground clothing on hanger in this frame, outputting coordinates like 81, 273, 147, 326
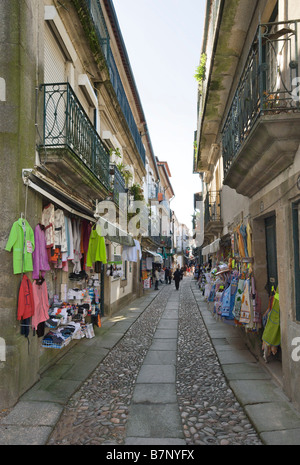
17, 274, 35, 321
32, 223, 50, 279
5, 218, 35, 274
54, 209, 68, 252
122, 239, 142, 263
42, 203, 55, 248
32, 279, 50, 330
86, 225, 107, 267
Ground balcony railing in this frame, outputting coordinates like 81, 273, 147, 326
148, 184, 158, 200
222, 20, 300, 178
204, 191, 221, 226
109, 163, 127, 205
84, 0, 146, 166
40, 82, 110, 191
148, 184, 166, 202
108, 50, 146, 166
84, 0, 110, 59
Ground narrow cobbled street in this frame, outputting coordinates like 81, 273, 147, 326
47, 277, 262, 446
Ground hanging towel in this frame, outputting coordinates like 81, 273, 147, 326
246, 222, 253, 257
233, 278, 245, 321
240, 224, 248, 257
239, 279, 251, 324
262, 290, 281, 347
221, 284, 231, 318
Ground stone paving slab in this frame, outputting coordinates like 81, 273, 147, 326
126, 404, 184, 439
0, 425, 53, 445
213, 336, 248, 350
136, 364, 176, 384
215, 348, 257, 364
162, 312, 179, 319
153, 329, 178, 339
84, 331, 124, 349
222, 363, 272, 380
21, 377, 81, 404
148, 339, 178, 351
165, 304, 179, 310
245, 401, 300, 433
125, 437, 186, 445
260, 428, 300, 445
132, 383, 178, 404
143, 350, 177, 365
0, 401, 63, 426
229, 379, 285, 405
60, 354, 103, 381
109, 321, 136, 332
157, 319, 178, 329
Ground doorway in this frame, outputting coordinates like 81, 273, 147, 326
265, 215, 278, 295
264, 215, 282, 369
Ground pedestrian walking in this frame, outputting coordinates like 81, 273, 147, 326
165, 267, 170, 284
159, 268, 165, 283
168, 269, 172, 284
174, 267, 181, 291
154, 268, 159, 290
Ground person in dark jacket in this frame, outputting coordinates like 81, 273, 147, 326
173, 267, 181, 290
165, 267, 170, 284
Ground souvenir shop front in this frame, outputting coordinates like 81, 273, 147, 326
4, 177, 110, 373
200, 224, 281, 365
141, 249, 163, 289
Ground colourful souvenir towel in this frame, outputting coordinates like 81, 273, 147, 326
240, 224, 248, 257
251, 276, 261, 327
224, 275, 238, 320
214, 291, 223, 315
208, 284, 216, 302
233, 279, 245, 321
262, 292, 281, 347
239, 279, 251, 324
204, 283, 212, 300
221, 285, 231, 318
253, 291, 262, 325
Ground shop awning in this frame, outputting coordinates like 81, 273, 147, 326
210, 238, 220, 253
23, 171, 96, 222
96, 216, 135, 247
23, 169, 135, 247
144, 249, 163, 263
202, 238, 221, 256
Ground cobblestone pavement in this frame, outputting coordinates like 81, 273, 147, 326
47, 278, 262, 445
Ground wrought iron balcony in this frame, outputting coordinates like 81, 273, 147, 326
204, 191, 222, 236
84, 0, 110, 60
147, 184, 166, 202
108, 50, 146, 166
83, 0, 146, 166
222, 20, 300, 197
109, 163, 127, 206
40, 82, 110, 192
148, 183, 158, 200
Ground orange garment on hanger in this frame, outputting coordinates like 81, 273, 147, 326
236, 225, 245, 258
